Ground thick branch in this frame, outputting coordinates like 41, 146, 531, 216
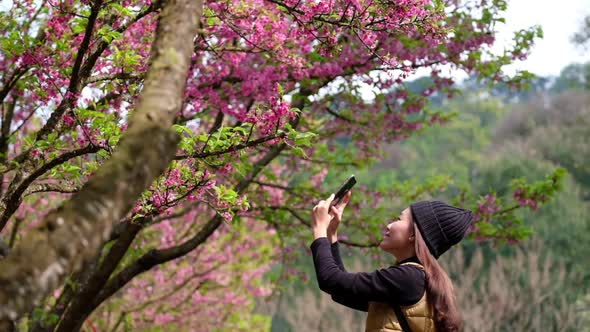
0, 0, 202, 324
0, 145, 101, 232
86, 86, 317, 313
54, 221, 142, 332
89, 140, 288, 309
1, 98, 16, 141
0, 98, 17, 197
28, 260, 97, 332
34, 0, 104, 143
23, 182, 82, 196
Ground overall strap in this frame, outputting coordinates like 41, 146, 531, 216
392, 305, 413, 332
393, 262, 423, 332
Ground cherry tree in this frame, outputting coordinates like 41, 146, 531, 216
0, 0, 560, 330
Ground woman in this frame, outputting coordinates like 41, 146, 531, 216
310, 191, 473, 332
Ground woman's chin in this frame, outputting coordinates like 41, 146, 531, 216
380, 237, 399, 251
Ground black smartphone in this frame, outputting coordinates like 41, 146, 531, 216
331, 175, 356, 206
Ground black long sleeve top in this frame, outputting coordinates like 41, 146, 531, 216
310, 237, 426, 312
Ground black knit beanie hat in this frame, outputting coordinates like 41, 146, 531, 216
410, 201, 474, 259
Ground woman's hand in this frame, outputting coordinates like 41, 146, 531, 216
328, 191, 351, 243
312, 194, 335, 239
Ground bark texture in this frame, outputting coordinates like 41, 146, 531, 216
0, 0, 203, 327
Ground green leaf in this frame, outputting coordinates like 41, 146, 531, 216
294, 132, 317, 147
232, 126, 249, 135
172, 124, 193, 136
207, 16, 221, 26
72, 24, 85, 34
277, 83, 284, 96
292, 147, 307, 158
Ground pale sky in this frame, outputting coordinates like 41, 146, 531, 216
494, 0, 590, 77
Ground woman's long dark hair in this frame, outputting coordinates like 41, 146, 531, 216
412, 221, 462, 331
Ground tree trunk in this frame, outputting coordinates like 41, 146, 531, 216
0, 0, 203, 328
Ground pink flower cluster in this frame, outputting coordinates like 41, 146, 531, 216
513, 188, 546, 210
255, 99, 297, 136
474, 194, 501, 222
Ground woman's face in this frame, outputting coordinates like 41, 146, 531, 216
379, 207, 415, 252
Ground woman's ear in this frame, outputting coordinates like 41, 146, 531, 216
409, 234, 415, 242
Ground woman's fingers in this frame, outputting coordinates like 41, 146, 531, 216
330, 206, 340, 218
325, 193, 335, 207
334, 191, 352, 209
318, 194, 334, 208
343, 191, 352, 204
313, 194, 340, 216
313, 195, 333, 215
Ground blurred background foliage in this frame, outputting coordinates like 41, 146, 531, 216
258, 61, 590, 332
